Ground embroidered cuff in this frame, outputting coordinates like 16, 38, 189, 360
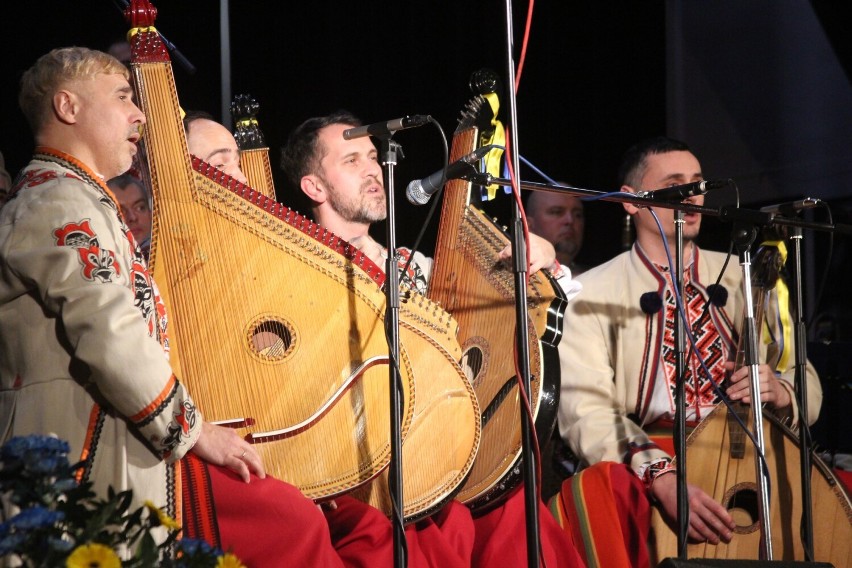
549, 259, 565, 279
637, 456, 676, 489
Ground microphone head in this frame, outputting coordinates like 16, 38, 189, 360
703, 179, 730, 191
406, 179, 430, 205
342, 126, 359, 140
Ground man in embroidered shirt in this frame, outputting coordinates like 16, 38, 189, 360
277, 110, 585, 568
0, 47, 399, 566
549, 136, 822, 568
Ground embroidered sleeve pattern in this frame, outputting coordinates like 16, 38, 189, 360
152, 281, 171, 353
129, 374, 200, 459
4, 159, 200, 462
53, 220, 121, 283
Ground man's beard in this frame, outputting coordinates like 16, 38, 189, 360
326, 178, 387, 224
683, 222, 701, 243
555, 239, 580, 259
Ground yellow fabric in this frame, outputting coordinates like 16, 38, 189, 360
759, 240, 792, 371
480, 93, 505, 200
128, 26, 157, 39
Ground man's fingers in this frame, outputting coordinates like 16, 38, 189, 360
230, 455, 251, 483
243, 447, 266, 479
688, 514, 719, 544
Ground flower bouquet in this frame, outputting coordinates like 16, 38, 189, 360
0, 435, 243, 567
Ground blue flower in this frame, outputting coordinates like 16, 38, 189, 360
0, 532, 27, 555
28, 454, 69, 474
176, 537, 221, 557
1, 435, 69, 461
8, 506, 64, 530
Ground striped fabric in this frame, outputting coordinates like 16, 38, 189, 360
548, 461, 652, 568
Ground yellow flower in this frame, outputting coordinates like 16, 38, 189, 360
144, 500, 181, 531
216, 553, 247, 568
66, 543, 121, 568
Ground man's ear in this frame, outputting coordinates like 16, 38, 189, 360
53, 90, 79, 125
621, 185, 640, 216
526, 215, 539, 232
300, 175, 326, 204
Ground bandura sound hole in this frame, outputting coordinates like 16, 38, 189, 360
250, 319, 294, 360
724, 482, 760, 534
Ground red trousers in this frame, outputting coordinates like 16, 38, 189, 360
184, 456, 584, 567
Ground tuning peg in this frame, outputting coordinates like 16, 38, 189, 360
469, 68, 499, 96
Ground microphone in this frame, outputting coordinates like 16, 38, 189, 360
638, 179, 729, 202
759, 197, 820, 216
406, 146, 494, 205
342, 115, 431, 140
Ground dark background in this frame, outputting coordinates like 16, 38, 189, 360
0, 2, 666, 266
1, 1, 850, 351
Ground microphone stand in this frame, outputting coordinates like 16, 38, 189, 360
730, 218, 774, 560
378, 137, 406, 568
500, 1, 541, 565
788, 224, 815, 559
672, 210, 690, 558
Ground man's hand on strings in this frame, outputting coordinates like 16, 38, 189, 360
651, 472, 735, 544
724, 362, 792, 409
192, 421, 266, 483
498, 231, 557, 274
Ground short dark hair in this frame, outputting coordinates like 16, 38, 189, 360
107, 172, 150, 206
279, 110, 362, 193
617, 136, 691, 188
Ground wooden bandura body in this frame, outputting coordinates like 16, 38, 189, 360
650, 242, 852, 564
125, 0, 479, 517
650, 405, 852, 565
427, 76, 567, 511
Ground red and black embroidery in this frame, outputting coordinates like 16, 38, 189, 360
6, 166, 81, 202
181, 454, 222, 548
152, 283, 171, 352
19, 169, 58, 189
639, 456, 675, 487
131, 260, 156, 335
396, 248, 429, 294
54, 220, 121, 283
659, 273, 732, 422
161, 399, 199, 458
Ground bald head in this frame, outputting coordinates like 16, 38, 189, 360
526, 190, 585, 266
186, 118, 248, 184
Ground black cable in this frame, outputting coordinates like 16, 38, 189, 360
397, 118, 449, 282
